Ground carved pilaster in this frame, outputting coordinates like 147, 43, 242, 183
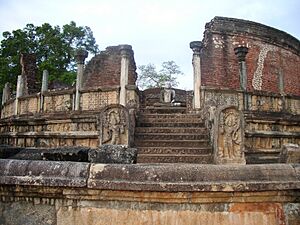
214, 106, 245, 164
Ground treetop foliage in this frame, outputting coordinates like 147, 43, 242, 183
0, 21, 99, 90
137, 61, 183, 90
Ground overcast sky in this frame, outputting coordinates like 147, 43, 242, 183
0, 0, 299, 89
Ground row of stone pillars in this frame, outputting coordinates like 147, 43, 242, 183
190, 41, 248, 110
2, 45, 133, 114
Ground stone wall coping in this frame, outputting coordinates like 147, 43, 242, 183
244, 111, 300, 122
18, 93, 41, 100
0, 159, 299, 192
0, 110, 102, 123
0, 159, 89, 187
202, 86, 300, 99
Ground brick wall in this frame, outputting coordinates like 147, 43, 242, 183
20, 53, 38, 94
201, 17, 300, 96
83, 45, 137, 89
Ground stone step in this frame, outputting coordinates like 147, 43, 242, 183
246, 152, 280, 164
138, 113, 202, 120
138, 122, 205, 128
137, 147, 212, 155
141, 107, 186, 114
135, 140, 210, 148
135, 127, 207, 134
137, 154, 212, 164
138, 117, 203, 124
135, 133, 209, 140
138, 114, 202, 124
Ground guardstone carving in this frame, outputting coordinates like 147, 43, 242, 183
214, 106, 245, 164
99, 104, 130, 146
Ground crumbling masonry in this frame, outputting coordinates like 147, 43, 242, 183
0, 17, 299, 225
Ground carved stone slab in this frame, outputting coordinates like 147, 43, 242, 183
214, 106, 246, 164
99, 104, 130, 146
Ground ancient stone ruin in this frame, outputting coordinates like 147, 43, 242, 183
0, 17, 299, 224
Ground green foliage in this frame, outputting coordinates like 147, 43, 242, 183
137, 61, 183, 90
0, 21, 99, 90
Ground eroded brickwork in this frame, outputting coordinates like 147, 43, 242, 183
201, 17, 300, 96
20, 53, 38, 94
83, 45, 137, 89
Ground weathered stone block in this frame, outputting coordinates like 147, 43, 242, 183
0, 159, 89, 187
88, 145, 137, 164
279, 143, 300, 163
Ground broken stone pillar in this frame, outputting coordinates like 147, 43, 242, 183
40, 70, 49, 111
234, 46, 248, 110
74, 49, 88, 111
2, 83, 11, 105
119, 45, 132, 106
190, 41, 203, 109
15, 75, 25, 115
214, 106, 246, 164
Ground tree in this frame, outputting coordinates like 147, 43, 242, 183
137, 61, 183, 90
0, 21, 99, 90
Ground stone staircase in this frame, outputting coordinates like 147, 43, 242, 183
135, 107, 213, 164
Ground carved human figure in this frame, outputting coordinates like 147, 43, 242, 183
218, 109, 242, 159
102, 107, 127, 145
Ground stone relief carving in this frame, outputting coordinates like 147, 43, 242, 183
214, 106, 245, 164
99, 105, 129, 146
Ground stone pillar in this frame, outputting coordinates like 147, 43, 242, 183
190, 41, 203, 109
41, 70, 49, 92
119, 45, 132, 106
2, 83, 11, 105
15, 75, 24, 115
40, 70, 49, 111
74, 49, 88, 111
234, 46, 248, 110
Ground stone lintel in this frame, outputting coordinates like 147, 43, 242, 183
0, 159, 299, 192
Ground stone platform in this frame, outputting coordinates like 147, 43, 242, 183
0, 159, 299, 224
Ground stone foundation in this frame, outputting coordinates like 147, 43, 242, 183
0, 160, 299, 225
